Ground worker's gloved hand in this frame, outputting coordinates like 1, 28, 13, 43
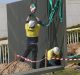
46, 24, 50, 27
36, 17, 40, 22
45, 22, 50, 27
34, 17, 50, 27
41, 22, 50, 27
26, 16, 30, 23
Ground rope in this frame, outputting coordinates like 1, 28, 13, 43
16, 54, 80, 63
16, 55, 45, 63
52, 58, 80, 61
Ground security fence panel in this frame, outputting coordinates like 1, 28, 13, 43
7, 0, 66, 69
0, 40, 9, 64
7, 1, 27, 62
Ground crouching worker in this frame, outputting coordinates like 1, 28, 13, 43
39, 47, 61, 68
20, 20, 41, 69
47, 47, 61, 66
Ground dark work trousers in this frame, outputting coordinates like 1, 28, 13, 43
21, 44, 38, 69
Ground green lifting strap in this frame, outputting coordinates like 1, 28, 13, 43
30, 0, 37, 10
49, 0, 53, 9
59, 0, 63, 22
48, 0, 63, 26
67, 55, 80, 59
48, 0, 51, 16
48, 0, 59, 25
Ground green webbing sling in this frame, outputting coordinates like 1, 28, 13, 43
67, 55, 80, 59
49, 0, 53, 9
30, 0, 63, 26
59, 0, 63, 22
48, 0, 63, 26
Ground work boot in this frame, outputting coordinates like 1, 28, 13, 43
20, 58, 25, 62
32, 62, 37, 69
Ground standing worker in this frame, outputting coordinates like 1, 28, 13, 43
20, 20, 42, 69
23, 4, 42, 69
20, 3, 47, 69
47, 47, 61, 66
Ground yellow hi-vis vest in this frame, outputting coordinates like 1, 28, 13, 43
25, 23, 41, 37
47, 49, 60, 60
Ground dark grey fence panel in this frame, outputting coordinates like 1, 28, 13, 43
7, 0, 48, 64
7, 0, 66, 67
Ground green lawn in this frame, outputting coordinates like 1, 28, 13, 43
42, 69, 80, 75
54, 69, 80, 75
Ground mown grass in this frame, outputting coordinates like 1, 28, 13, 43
54, 69, 80, 75
42, 69, 80, 75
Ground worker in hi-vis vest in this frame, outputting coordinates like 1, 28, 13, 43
47, 47, 61, 66
20, 4, 47, 69
20, 20, 42, 69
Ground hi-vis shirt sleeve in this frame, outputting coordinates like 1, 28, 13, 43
25, 23, 28, 29
37, 24, 41, 29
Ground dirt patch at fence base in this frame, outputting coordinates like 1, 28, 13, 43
0, 61, 32, 75
65, 63, 80, 70
67, 43, 80, 55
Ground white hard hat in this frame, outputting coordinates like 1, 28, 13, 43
52, 47, 60, 55
29, 20, 36, 28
